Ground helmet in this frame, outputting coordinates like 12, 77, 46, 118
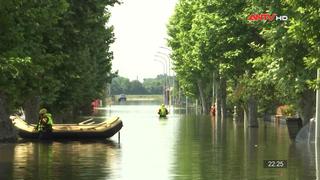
39, 108, 47, 114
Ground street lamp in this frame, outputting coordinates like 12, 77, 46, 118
155, 54, 171, 106
156, 49, 175, 106
156, 52, 171, 77
154, 59, 167, 105
159, 46, 172, 73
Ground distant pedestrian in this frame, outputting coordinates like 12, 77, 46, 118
91, 99, 100, 114
210, 105, 216, 116
158, 104, 169, 118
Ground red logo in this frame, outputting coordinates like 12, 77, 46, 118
247, 13, 288, 21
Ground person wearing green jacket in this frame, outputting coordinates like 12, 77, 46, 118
36, 108, 54, 132
158, 104, 169, 118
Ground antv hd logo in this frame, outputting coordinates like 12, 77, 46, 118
247, 13, 288, 21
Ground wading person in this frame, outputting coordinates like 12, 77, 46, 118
36, 108, 54, 133
210, 105, 216, 116
158, 104, 169, 118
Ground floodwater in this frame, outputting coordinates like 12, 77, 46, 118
0, 102, 318, 180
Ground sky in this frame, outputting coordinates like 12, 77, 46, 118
108, 0, 177, 81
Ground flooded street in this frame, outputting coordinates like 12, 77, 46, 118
0, 103, 318, 180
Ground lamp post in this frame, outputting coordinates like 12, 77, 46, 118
154, 59, 167, 105
159, 46, 173, 76
155, 54, 168, 76
156, 52, 171, 77
155, 55, 170, 105
156, 51, 174, 106
159, 47, 176, 105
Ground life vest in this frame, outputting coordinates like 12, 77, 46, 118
159, 107, 168, 116
37, 113, 53, 131
45, 113, 53, 125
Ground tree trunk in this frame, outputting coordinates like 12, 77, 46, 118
212, 72, 216, 105
247, 96, 258, 127
0, 92, 16, 142
220, 77, 227, 121
197, 79, 208, 113
23, 96, 40, 123
215, 76, 221, 121
238, 106, 244, 122
234, 103, 244, 122
298, 89, 316, 125
244, 106, 248, 127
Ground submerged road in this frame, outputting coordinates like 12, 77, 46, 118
0, 103, 317, 180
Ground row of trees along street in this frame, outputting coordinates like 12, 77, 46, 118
167, 0, 320, 126
0, 0, 118, 141
111, 75, 175, 95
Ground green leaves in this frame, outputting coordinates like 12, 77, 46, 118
0, 0, 118, 116
168, 0, 319, 117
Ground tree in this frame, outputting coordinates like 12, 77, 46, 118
0, 0, 69, 141
168, 0, 319, 125
111, 76, 130, 95
168, 0, 213, 113
248, 0, 319, 124
0, 0, 118, 140
47, 0, 118, 121
143, 75, 164, 94
168, 0, 263, 124
128, 80, 147, 94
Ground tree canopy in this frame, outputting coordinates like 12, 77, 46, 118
111, 75, 172, 95
0, 0, 118, 126
168, 0, 319, 123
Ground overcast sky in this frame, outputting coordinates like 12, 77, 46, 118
109, 0, 177, 81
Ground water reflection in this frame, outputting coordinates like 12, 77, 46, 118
0, 141, 120, 180
0, 104, 319, 179
172, 116, 318, 180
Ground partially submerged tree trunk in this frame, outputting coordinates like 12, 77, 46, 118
220, 77, 227, 121
234, 103, 244, 122
23, 96, 40, 123
298, 89, 315, 125
212, 72, 216, 107
0, 92, 16, 142
215, 76, 221, 121
213, 75, 227, 121
244, 96, 258, 127
197, 79, 208, 113
243, 105, 248, 127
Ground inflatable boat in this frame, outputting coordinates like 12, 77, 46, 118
11, 116, 123, 140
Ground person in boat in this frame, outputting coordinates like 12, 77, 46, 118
158, 104, 169, 117
36, 108, 54, 132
